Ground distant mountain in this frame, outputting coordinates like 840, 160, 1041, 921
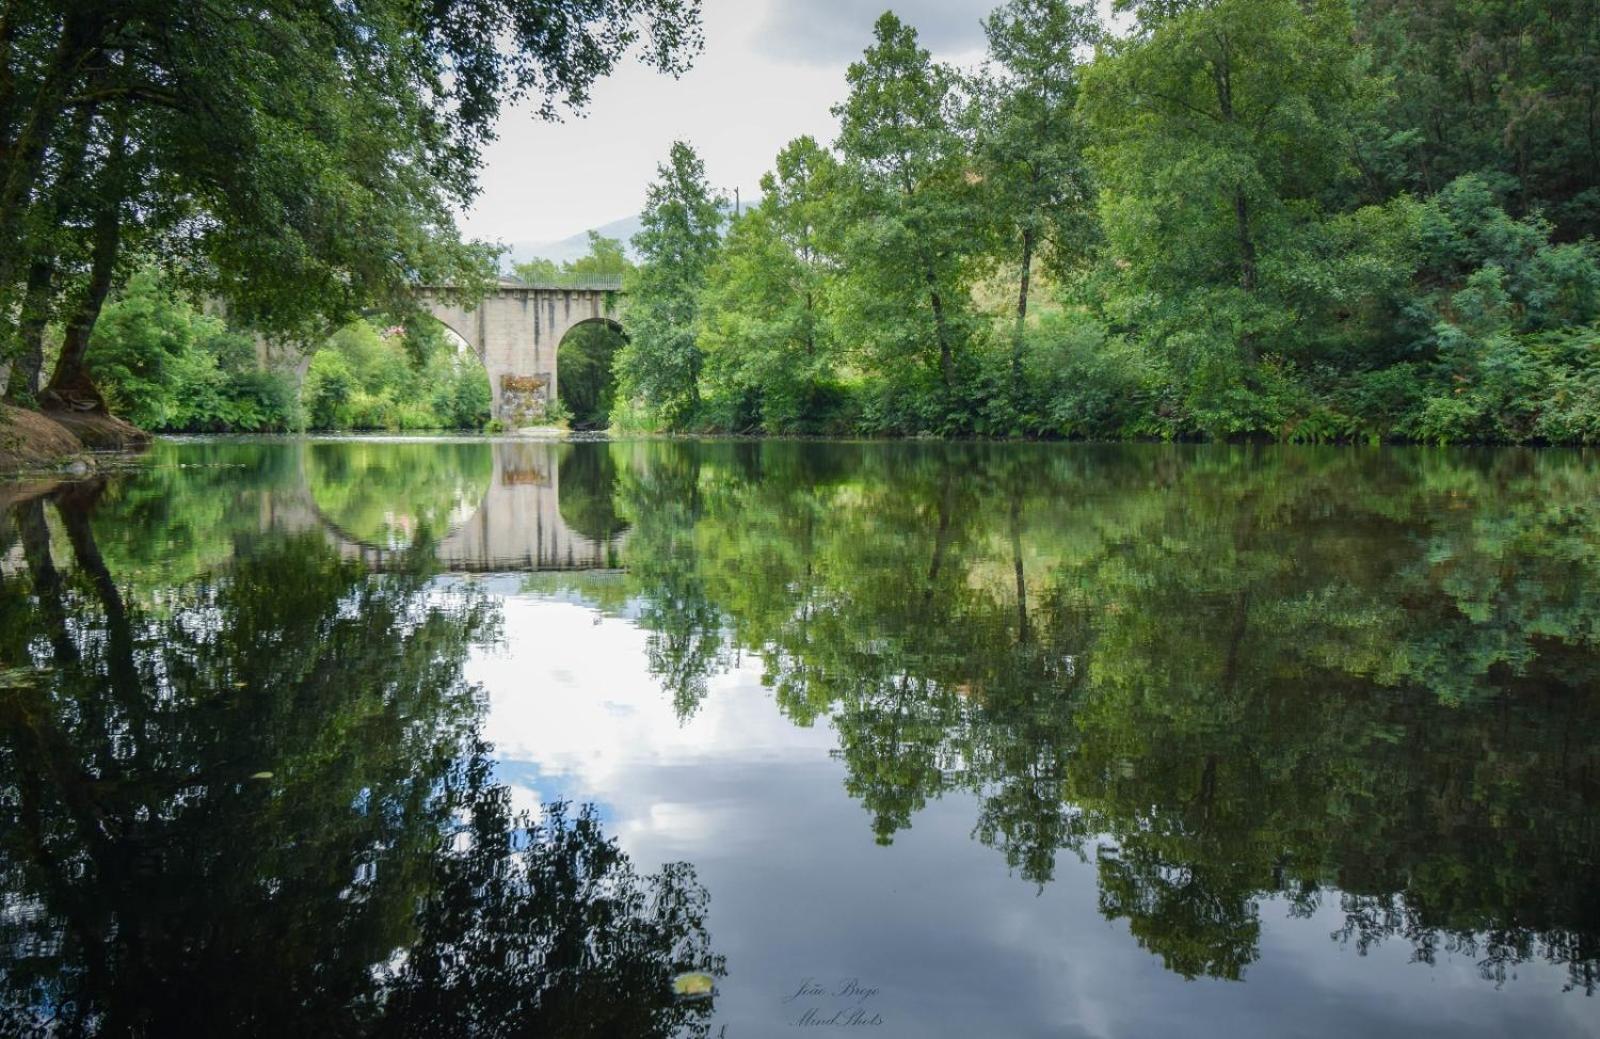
502, 197, 759, 271
506, 214, 645, 268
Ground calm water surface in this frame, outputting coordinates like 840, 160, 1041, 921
1, 438, 1596, 1037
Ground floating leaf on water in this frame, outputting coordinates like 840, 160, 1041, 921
249, 771, 274, 780
671, 972, 715, 1001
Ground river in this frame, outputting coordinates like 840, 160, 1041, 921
1, 437, 1596, 1036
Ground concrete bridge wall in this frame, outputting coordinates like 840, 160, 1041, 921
420, 284, 624, 427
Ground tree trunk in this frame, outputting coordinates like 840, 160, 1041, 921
1012, 227, 1035, 392
1010, 495, 1029, 644
1234, 192, 1257, 295
925, 265, 955, 391
0, 9, 101, 292
7, 96, 96, 404
5, 257, 53, 402
921, 474, 956, 614
43, 186, 121, 412
1234, 190, 1258, 365
18, 498, 77, 664
57, 483, 143, 711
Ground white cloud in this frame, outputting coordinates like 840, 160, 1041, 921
458, 0, 991, 247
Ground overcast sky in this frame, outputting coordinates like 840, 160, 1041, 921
458, 0, 996, 247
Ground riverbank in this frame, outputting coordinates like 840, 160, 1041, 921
0, 404, 151, 476
0, 405, 91, 474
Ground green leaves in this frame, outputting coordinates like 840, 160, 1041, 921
698, 137, 843, 434
616, 141, 725, 428
86, 269, 298, 432
1, 0, 704, 406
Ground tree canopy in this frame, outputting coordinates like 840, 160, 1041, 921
0, 0, 702, 409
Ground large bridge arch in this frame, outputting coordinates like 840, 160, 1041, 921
555, 315, 627, 430
418, 278, 625, 427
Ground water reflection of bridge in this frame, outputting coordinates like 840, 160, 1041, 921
272, 442, 628, 573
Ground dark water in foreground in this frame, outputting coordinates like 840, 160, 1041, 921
1, 438, 1597, 1037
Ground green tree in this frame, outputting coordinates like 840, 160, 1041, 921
558, 323, 625, 429
513, 257, 564, 284
567, 231, 634, 281
831, 13, 986, 429
1081, 0, 1369, 429
699, 136, 842, 433
615, 141, 725, 429
973, 0, 1101, 389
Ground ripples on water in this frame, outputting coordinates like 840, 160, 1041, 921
0, 439, 1596, 1036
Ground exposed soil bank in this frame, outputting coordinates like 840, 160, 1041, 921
42, 409, 150, 451
0, 405, 111, 474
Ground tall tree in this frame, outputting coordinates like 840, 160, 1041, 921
832, 12, 985, 420
567, 231, 634, 281
974, 0, 1101, 388
1081, 0, 1365, 397
616, 140, 725, 428
699, 135, 841, 432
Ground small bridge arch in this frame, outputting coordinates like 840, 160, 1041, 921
418, 277, 625, 427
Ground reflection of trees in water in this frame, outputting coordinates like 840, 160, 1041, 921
558, 444, 631, 545
306, 440, 493, 550
598, 443, 1600, 991
0, 485, 722, 1036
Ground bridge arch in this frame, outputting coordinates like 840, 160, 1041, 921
556, 316, 627, 430
418, 278, 626, 428
426, 312, 487, 366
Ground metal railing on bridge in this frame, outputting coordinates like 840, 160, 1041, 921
500, 275, 625, 292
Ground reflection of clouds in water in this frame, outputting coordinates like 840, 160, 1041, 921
473, 594, 833, 793
471, 594, 1593, 1039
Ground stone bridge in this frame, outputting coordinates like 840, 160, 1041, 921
418, 278, 625, 427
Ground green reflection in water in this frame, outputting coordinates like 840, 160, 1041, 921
0, 481, 722, 1036
305, 440, 493, 550
565, 441, 1600, 991
3, 438, 1598, 1008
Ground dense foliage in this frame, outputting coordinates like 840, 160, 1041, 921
301, 320, 493, 433
615, 0, 1600, 442
86, 270, 298, 432
0, 0, 702, 412
78, 270, 495, 433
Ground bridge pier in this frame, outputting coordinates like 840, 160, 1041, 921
419, 279, 625, 427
